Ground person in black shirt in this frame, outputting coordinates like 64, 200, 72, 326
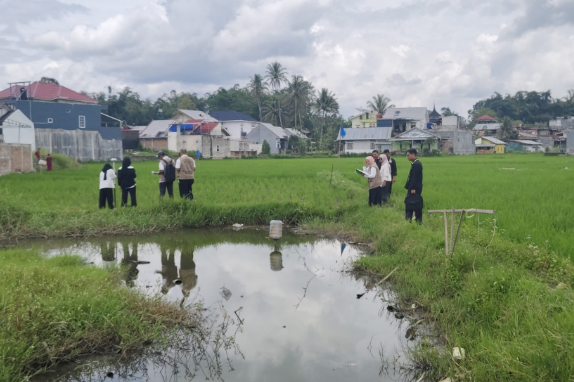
383, 149, 397, 196
404, 148, 423, 223
117, 157, 137, 207
371, 150, 382, 169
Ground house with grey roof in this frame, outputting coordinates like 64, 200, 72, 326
246, 123, 288, 154
474, 123, 501, 136
377, 107, 430, 134
390, 128, 441, 152
336, 127, 392, 153
139, 119, 176, 150
173, 109, 217, 124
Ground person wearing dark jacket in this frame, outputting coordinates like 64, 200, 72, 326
404, 148, 423, 223
117, 157, 137, 207
383, 149, 397, 196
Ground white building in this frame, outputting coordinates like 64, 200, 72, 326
0, 104, 36, 151
378, 107, 430, 134
439, 115, 465, 131
336, 127, 393, 153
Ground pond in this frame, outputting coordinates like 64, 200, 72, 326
19, 228, 421, 381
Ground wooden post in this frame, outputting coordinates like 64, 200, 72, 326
443, 212, 449, 255
451, 211, 466, 255
450, 207, 455, 255
329, 164, 334, 188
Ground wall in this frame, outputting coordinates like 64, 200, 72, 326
2, 126, 35, 152
343, 140, 391, 153
220, 121, 258, 139
141, 138, 168, 150
566, 130, 574, 153
436, 131, 474, 155
246, 125, 283, 154
201, 135, 230, 158
168, 133, 240, 158
35, 129, 122, 161
392, 140, 438, 152
0, 143, 33, 175
122, 130, 139, 150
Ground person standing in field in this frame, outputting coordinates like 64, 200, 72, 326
379, 152, 392, 203
371, 150, 382, 169
117, 157, 137, 207
404, 148, 423, 223
46, 153, 52, 171
156, 151, 175, 199
175, 149, 196, 200
383, 149, 397, 196
362, 156, 384, 206
99, 163, 116, 209
35, 149, 40, 165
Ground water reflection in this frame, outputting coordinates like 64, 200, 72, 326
25, 229, 420, 382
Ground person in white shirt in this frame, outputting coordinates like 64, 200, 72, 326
175, 149, 196, 200
362, 156, 384, 206
379, 153, 392, 203
99, 163, 116, 209
156, 151, 174, 198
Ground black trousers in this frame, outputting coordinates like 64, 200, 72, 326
160, 181, 174, 198
99, 188, 114, 209
381, 184, 389, 203
368, 186, 383, 206
405, 209, 423, 223
179, 179, 194, 200
387, 181, 394, 196
121, 186, 137, 207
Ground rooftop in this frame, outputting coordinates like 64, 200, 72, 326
476, 115, 497, 122
481, 136, 506, 145
381, 107, 429, 122
0, 81, 98, 104
337, 127, 392, 140
210, 110, 256, 122
140, 119, 176, 138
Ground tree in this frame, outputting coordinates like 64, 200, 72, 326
497, 117, 518, 141
177, 95, 196, 110
248, 74, 268, 121
313, 88, 339, 149
285, 75, 313, 129
262, 140, 271, 155
261, 98, 287, 126
441, 107, 458, 116
288, 135, 300, 153
265, 62, 288, 127
367, 94, 394, 115
40, 77, 59, 85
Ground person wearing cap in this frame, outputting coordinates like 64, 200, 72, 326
383, 149, 397, 196
156, 151, 174, 198
175, 149, 196, 200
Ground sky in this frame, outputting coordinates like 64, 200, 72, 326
1, 0, 574, 118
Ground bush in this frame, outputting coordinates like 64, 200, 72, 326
262, 140, 271, 155
50, 153, 81, 170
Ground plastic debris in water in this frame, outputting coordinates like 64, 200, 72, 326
221, 287, 232, 301
452, 347, 465, 360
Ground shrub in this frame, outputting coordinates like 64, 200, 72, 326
262, 140, 271, 155
50, 153, 81, 170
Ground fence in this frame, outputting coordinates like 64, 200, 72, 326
35, 129, 122, 162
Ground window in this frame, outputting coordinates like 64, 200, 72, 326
47, 118, 53, 123
347, 143, 353, 150
79, 115, 86, 128
216, 145, 220, 152
276, 140, 280, 148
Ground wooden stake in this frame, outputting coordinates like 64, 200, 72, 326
443, 212, 449, 255
329, 164, 334, 188
450, 207, 455, 256
452, 211, 466, 255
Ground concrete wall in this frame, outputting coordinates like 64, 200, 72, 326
220, 120, 258, 139
436, 131, 475, 155
566, 130, 574, 153
343, 140, 391, 153
0, 143, 33, 175
141, 138, 168, 150
35, 128, 122, 161
3, 126, 36, 152
201, 135, 230, 159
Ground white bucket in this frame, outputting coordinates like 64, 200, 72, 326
269, 220, 283, 240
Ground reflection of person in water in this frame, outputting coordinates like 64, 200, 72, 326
121, 242, 139, 287
161, 244, 178, 294
179, 247, 198, 298
100, 241, 116, 267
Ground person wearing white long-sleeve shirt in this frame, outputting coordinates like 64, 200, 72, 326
379, 154, 392, 203
362, 156, 384, 206
99, 163, 116, 209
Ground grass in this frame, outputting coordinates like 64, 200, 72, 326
2, 153, 574, 381
0, 249, 197, 382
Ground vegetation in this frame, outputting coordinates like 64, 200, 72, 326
0, 249, 196, 381
261, 140, 271, 155
366, 94, 394, 115
2, 155, 574, 381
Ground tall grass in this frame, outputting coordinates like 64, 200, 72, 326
0, 249, 196, 381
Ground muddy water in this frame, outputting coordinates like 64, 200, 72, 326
26, 229, 418, 382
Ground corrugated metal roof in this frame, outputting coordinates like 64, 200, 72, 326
510, 140, 542, 145
474, 123, 500, 131
482, 136, 506, 145
381, 107, 428, 121
210, 110, 256, 121
261, 123, 287, 138
140, 119, 176, 138
177, 110, 217, 122
0, 82, 97, 104
337, 127, 392, 140
285, 128, 307, 139
390, 128, 440, 141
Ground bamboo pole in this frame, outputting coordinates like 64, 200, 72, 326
444, 212, 449, 255
451, 211, 466, 255
450, 207, 455, 256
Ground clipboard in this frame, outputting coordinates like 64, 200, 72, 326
355, 169, 368, 176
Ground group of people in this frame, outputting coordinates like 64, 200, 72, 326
98, 149, 196, 209
35, 149, 52, 171
362, 148, 423, 223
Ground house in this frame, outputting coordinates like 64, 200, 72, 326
475, 136, 506, 154
439, 115, 465, 131
139, 119, 175, 150
390, 128, 441, 152
0, 104, 35, 151
284, 128, 308, 140
507, 140, 542, 153
549, 117, 574, 130
209, 110, 259, 139
122, 128, 140, 150
349, 111, 378, 128
336, 127, 392, 153
172, 109, 217, 124
434, 130, 475, 155
473, 123, 501, 136
246, 123, 288, 154
0, 81, 121, 161
377, 107, 430, 134
167, 120, 236, 159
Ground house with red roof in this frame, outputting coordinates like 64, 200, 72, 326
0, 80, 122, 161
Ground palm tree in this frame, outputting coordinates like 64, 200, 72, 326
313, 88, 339, 149
285, 75, 313, 129
248, 74, 268, 121
261, 99, 287, 126
265, 62, 288, 126
497, 117, 517, 141
563, 90, 574, 103
367, 94, 394, 116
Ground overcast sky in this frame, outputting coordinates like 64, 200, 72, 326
1, 0, 573, 118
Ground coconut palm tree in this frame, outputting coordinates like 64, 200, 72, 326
248, 74, 268, 121
313, 88, 339, 149
285, 75, 314, 129
265, 62, 288, 126
367, 94, 394, 116
261, 99, 287, 126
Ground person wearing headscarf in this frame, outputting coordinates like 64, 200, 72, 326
379, 153, 392, 203
99, 163, 116, 209
362, 156, 384, 206
117, 157, 137, 207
